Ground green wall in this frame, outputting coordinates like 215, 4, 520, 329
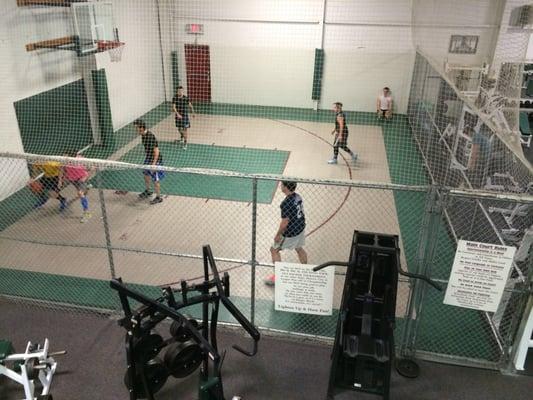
171, 50, 180, 94
92, 69, 115, 148
14, 79, 93, 155
312, 48, 324, 100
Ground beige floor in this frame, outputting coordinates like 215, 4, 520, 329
0, 114, 410, 313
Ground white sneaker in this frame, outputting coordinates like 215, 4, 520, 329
183, 144, 187, 150
327, 158, 338, 164
352, 153, 358, 162
80, 212, 92, 223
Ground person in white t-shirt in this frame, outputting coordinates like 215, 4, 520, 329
376, 87, 393, 120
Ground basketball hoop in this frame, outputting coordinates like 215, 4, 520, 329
97, 40, 125, 62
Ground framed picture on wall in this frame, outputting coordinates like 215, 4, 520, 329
449, 35, 479, 54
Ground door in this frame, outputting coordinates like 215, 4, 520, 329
184, 44, 211, 102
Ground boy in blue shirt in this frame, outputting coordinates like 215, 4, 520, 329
265, 181, 308, 286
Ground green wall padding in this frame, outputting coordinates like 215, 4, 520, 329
14, 80, 93, 155
91, 69, 115, 148
0, 186, 36, 232
311, 48, 324, 100
171, 51, 180, 94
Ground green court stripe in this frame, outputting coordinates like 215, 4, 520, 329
95, 142, 289, 203
194, 102, 381, 126
97, 170, 279, 203
0, 267, 338, 336
0, 268, 124, 310
120, 142, 289, 173
415, 283, 500, 361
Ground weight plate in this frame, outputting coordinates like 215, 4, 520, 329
26, 358, 40, 380
134, 334, 163, 362
163, 341, 202, 378
169, 317, 199, 343
395, 358, 420, 378
124, 357, 168, 399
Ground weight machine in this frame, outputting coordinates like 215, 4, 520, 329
0, 338, 66, 400
111, 245, 260, 400
313, 231, 442, 400
487, 179, 533, 243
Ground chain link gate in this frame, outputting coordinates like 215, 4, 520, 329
400, 187, 533, 370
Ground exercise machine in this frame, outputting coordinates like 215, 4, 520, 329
0, 338, 66, 400
485, 172, 523, 193
110, 245, 260, 400
444, 60, 489, 98
487, 179, 533, 243
313, 231, 442, 400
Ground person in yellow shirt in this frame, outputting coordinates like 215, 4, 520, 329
29, 160, 67, 210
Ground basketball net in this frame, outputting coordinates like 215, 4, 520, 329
108, 43, 124, 62
97, 40, 125, 62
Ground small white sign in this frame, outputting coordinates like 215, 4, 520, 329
274, 262, 334, 316
444, 240, 516, 312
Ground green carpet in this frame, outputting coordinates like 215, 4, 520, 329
0, 268, 128, 310
378, 115, 499, 361
96, 142, 289, 203
0, 267, 339, 336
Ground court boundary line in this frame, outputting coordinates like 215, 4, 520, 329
270, 119, 353, 238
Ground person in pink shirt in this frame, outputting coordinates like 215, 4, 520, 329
62, 151, 92, 223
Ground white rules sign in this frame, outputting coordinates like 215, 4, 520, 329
274, 262, 334, 316
443, 240, 516, 312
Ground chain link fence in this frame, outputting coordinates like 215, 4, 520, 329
1, 149, 532, 372
405, 50, 533, 369
2, 0, 533, 374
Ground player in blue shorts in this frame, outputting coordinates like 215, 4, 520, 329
134, 119, 164, 205
172, 86, 195, 150
265, 181, 308, 286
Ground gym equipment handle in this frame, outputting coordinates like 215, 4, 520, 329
203, 246, 260, 356
398, 268, 442, 291
313, 261, 348, 271
313, 261, 442, 291
232, 339, 258, 357
48, 350, 67, 357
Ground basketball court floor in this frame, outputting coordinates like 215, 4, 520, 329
0, 112, 415, 334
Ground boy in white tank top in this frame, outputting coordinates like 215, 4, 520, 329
376, 87, 393, 120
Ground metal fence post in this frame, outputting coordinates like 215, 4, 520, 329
503, 245, 533, 373
97, 170, 116, 279
398, 185, 446, 375
250, 177, 258, 325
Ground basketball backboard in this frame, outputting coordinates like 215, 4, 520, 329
72, 1, 118, 55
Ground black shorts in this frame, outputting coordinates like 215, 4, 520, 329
175, 115, 190, 129
41, 176, 60, 193
335, 134, 348, 147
